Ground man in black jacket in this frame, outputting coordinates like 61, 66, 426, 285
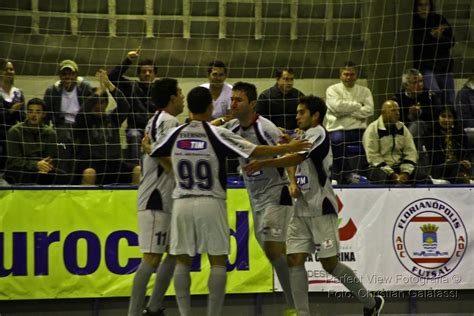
109, 48, 157, 164
392, 68, 441, 152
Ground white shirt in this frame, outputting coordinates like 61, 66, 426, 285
151, 120, 257, 200
295, 125, 338, 217
61, 87, 81, 124
200, 82, 233, 119
325, 82, 374, 131
137, 110, 179, 212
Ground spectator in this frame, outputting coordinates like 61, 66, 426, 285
257, 67, 304, 130
325, 61, 374, 184
413, 0, 455, 105
43, 59, 93, 181
1, 60, 25, 174
455, 74, 474, 130
108, 48, 157, 163
362, 100, 430, 185
200, 60, 233, 119
74, 69, 140, 186
4, 98, 67, 185
423, 107, 471, 184
392, 68, 441, 152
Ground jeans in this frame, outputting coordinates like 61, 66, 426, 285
422, 70, 455, 105
329, 129, 367, 183
126, 128, 144, 164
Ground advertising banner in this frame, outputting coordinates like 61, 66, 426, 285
274, 187, 474, 292
0, 188, 273, 300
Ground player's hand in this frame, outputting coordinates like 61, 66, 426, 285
37, 157, 54, 173
127, 47, 140, 60
278, 133, 292, 144
142, 134, 152, 154
287, 138, 311, 152
288, 182, 301, 198
243, 160, 265, 175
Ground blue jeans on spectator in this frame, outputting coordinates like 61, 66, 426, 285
126, 128, 144, 164
329, 129, 367, 184
422, 70, 455, 105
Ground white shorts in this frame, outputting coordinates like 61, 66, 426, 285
287, 214, 340, 259
253, 204, 293, 244
137, 210, 171, 254
169, 197, 229, 256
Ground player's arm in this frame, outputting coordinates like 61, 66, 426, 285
157, 157, 173, 174
286, 165, 300, 198
244, 153, 305, 175
250, 138, 310, 157
142, 134, 173, 174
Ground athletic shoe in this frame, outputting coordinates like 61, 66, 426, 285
363, 295, 384, 316
142, 307, 165, 316
284, 307, 297, 316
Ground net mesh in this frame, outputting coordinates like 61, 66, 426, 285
0, 0, 473, 185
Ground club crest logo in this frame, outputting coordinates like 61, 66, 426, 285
392, 198, 467, 280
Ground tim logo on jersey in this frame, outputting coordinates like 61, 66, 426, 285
392, 198, 467, 280
177, 139, 207, 150
296, 175, 308, 186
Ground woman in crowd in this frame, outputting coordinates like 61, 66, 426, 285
424, 107, 471, 184
0, 59, 25, 172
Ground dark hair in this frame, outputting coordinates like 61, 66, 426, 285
232, 81, 258, 103
152, 78, 179, 109
187, 86, 212, 114
339, 61, 358, 74
413, 0, 435, 14
207, 60, 227, 75
275, 67, 294, 79
136, 59, 157, 76
299, 95, 327, 122
26, 98, 46, 110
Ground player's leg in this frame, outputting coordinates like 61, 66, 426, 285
169, 198, 196, 316
128, 210, 170, 316
145, 254, 176, 314
195, 197, 230, 316
174, 255, 193, 316
207, 255, 228, 316
315, 215, 384, 315
286, 215, 314, 316
260, 203, 295, 310
144, 212, 176, 314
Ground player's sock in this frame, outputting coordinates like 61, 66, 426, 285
146, 255, 176, 312
288, 266, 310, 316
271, 255, 295, 308
330, 262, 376, 309
207, 265, 227, 316
174, 263, 192, 316
127, 260, 156, 316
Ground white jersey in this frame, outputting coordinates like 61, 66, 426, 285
137, 110, 179, 212
295, 125, 338, 217
224, 116, 289, 205
151, 120, 257, 200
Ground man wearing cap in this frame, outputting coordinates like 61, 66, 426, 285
43, 59, 93, 181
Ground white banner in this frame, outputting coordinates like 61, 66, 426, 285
275, 187, 474, 291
